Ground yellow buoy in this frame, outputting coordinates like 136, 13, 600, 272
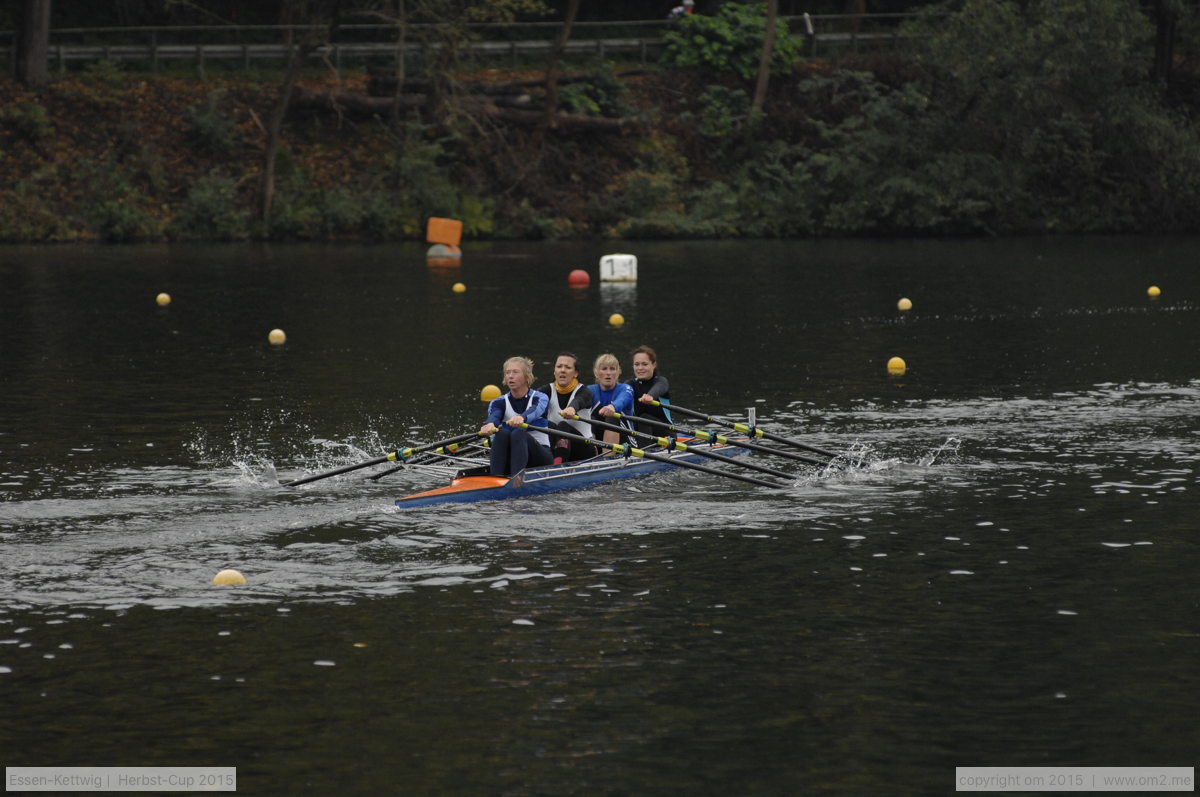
897, 297, 912, 311
1147, 285, 1161, 298
887, 356, 907, 375
268, 328, 287, 345
480, 384, 501, 402
608, 313, 625, 327
211, 569, 246, 586
452, 282, 466, 294
156, 292, 171, 307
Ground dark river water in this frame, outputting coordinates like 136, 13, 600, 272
1, 238, 1197, 795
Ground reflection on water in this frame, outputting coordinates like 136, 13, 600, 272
1, 240, 1198, 794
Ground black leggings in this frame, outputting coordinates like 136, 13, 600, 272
547, 421, 600, 463
489, 425, 554, 476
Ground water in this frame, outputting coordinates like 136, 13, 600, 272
1, 238, 1197, 794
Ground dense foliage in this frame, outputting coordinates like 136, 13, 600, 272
660, 2, 806, 80
2, 0, 1199, 241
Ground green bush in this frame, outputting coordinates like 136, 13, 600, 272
0, 103, 53, 143
89, 198, 163, 242
557, 71, 634, 118
0, 183, 74, 242
171, 170, 252, 240
185, 89, 239, 155
661, 2, 805, 80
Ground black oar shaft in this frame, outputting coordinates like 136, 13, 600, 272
587, 417, 795, 480
365, 441, 489, 482
282, 431, 482, 487
653, 401, 839, 459
524, 424, 783, 489
614, 412, 831, 467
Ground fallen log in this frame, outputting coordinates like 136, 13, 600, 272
475, 102, 647, 133
290, 85, 646, 133
366, 68, 649, 98
291, 85, 426, 115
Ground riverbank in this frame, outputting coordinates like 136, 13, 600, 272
4, 30, 1200, 243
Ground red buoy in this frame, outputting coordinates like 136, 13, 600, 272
567, 269, 590, 288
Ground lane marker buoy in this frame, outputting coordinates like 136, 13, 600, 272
212, 569, 246, 586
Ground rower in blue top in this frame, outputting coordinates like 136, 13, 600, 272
588, 352, 635, 446
480, 356, 553, 476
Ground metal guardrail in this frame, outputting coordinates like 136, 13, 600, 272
0, 15, 921, 72
0, 39, 666, 72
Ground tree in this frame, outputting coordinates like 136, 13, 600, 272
751, 0, 779, 119
260, 0, 332, 236
1151, 0, 1182, 84
14, 0, 51, 87
543, 0, 581, 132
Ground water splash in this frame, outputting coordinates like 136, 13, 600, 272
918, 436, 963, 467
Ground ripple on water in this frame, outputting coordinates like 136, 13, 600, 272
1, 383, 1196, 612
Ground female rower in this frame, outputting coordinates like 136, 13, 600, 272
588, 352, 635, 445
536, 351, 596, 463
480, 356, 553, 477
626, 345, 673, 430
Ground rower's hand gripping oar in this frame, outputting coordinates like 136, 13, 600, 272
612, 412, 834, 468
282, 431, 485, 487
523, 424, 785, 489
587, 417, 795, 480
647, 400, 839, 460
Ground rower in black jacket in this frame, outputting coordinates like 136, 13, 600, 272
626, 345, 674, 437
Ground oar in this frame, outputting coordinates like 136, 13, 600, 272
523, 424, 785, 489
647, 400, 839, 459
587, 417, 796, 480
365, 441, 490, 481
612, 412, 835, 468
282, 431, 484, 487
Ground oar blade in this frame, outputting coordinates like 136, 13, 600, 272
281, 430, 481, 488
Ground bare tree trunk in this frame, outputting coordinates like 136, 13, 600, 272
262, 33, 303, 237
1152, 0, 1179, 85
391, 0, 408, 123
542, 0, 581, 132
14, 0, 51, 87
751, 0, 778, 119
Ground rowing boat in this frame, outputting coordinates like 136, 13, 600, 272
394, 439, 748, 508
